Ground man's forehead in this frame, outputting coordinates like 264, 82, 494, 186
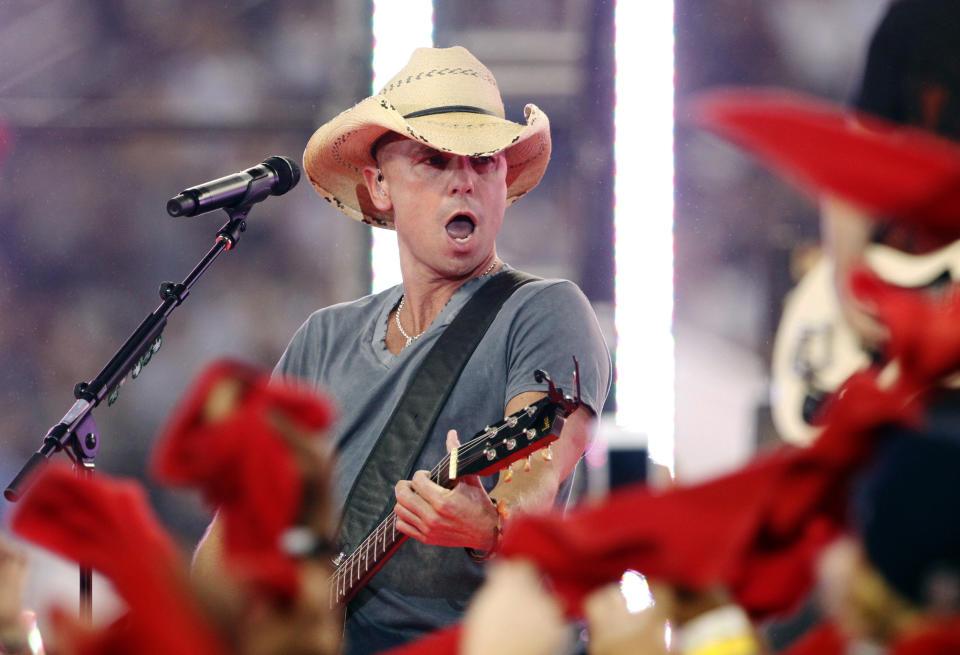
393, 139, 435, 156
373, 132, 421, 159
380, 138, 505, 160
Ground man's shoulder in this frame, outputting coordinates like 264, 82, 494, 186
494, 274, 606, 347
500, 273, 590, 307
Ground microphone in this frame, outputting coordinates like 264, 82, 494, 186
166, 155, 301, 217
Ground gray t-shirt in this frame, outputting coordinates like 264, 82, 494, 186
274, 269, 612, 653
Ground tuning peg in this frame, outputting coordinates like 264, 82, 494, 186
524, 456, 532, 472
541, 445, 553, 462
503, 465, 513, 483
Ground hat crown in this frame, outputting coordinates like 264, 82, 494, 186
377, 46, 506, 120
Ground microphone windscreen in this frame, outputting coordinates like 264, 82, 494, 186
265, 155, 301, 195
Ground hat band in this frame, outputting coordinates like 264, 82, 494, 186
402, 105, 498, 119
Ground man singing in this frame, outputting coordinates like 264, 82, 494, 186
195, 45, 612, 653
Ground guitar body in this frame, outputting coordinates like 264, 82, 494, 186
771, 241, 960, 445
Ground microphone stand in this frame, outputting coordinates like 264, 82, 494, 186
4, 205, 253, 622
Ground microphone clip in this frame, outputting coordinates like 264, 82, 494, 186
215, 205, 249, 250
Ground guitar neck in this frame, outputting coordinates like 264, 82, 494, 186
329, 512, 405, 608
329, 458, 454, 608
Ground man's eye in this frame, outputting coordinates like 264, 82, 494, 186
473, 156, 495, 167
426, 155, 447, 166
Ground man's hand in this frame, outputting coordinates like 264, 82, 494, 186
393, 430, 499, 550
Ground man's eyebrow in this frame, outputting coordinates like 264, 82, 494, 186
410, 144, 442, 157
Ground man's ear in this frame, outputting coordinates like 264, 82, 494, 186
361, 166, 392, 211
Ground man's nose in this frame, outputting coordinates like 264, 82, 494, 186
448, 156, 476, 195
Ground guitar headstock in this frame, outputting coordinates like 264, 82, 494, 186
448, 362, 581, 480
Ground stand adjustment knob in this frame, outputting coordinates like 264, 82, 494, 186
73, 382, 93, 401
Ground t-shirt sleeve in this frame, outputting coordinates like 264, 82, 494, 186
502, 280, 612, 417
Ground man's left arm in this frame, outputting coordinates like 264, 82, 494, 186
394, 279, 610, 551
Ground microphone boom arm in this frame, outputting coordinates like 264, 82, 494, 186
5, 206, 250, 502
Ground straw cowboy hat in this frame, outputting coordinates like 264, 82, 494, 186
303, 45, 551, 229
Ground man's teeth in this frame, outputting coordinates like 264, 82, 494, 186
446, 214, 476, 241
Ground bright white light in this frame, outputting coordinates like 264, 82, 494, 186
620, 570, 654, 612
22, 610, 45, 655
613, 1, 675, 473
620, 571, 671, 648
370, 1, 434, 293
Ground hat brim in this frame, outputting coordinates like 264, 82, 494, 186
303, 97, 551, 229
689, 88, 960, 235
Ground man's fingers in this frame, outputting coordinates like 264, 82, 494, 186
409, 469, 449, 503
395, 478, 421, 503
394, 499, 426, 533
395, 478, 438, 520
393, 515, 425, 541
445, 429, 460, 453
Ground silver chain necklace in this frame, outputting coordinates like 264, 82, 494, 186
395, 258, 500, 349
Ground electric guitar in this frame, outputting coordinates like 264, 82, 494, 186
771, 240, 960, 445
328, 366, 581, 608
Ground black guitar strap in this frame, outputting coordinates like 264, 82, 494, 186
337, 269, 539, 554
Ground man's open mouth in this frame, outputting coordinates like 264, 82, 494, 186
445, 214, 476, 242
